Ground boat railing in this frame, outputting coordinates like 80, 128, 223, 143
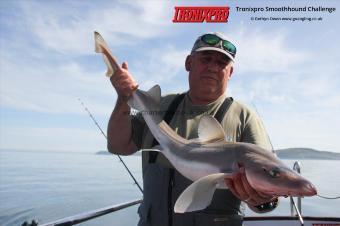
289, 161, 305, 226
290, 161, 302, 216
21, 199, 142, 226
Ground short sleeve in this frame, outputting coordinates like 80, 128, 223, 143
241, 111, 272, 150
130, 112, 146, 150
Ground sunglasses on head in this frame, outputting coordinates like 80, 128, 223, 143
200, 34, 237, 57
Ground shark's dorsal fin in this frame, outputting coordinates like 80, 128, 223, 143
146, 85, 161, 106
198, 115, 226, 143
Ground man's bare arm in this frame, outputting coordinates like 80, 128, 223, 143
107, 97, 138, 155
107, 62, 138, 155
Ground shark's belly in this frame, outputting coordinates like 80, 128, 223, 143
171, 156, 220, 181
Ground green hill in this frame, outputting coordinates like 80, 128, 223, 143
276, 148, 340, 160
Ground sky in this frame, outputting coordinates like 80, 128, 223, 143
0, 0, 339, 153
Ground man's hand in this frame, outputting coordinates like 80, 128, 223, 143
110, 62, 138, 101
224, 167, 276, 208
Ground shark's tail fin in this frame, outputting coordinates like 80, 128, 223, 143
94, 31, 120, 77
127, 85, 162, 121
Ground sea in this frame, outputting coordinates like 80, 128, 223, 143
0, 149, 339, 226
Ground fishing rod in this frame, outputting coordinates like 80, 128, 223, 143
317, 194, 340, 199
78, 98, 143, 194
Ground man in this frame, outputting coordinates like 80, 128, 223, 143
107, 32, 278, 226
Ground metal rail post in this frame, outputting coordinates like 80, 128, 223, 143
290, 161, 302, 216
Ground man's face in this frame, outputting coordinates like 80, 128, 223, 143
186, 51, 233, 103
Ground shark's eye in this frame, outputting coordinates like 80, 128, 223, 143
269, 167, 281, 178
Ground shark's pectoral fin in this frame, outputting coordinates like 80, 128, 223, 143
174, 173, 233, 213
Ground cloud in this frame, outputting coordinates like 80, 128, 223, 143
231, 76, 297, 106
16, 1, 174, 55
264, 109, 340, 152
233, 28, 308, 74
0, 53, 114, 114
232, 53, 340, 112
227, 26, 339, 109
0, 40, 189, 115
131, 45, 188, 90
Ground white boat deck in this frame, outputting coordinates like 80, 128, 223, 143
244, 216, 340, 226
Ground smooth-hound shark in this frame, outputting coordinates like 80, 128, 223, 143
95, 31, 317, 213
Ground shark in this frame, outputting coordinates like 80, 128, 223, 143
94, 31, 317, 213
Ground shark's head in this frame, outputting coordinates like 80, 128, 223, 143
240, 146, 317, 196
243, 151, 317, 197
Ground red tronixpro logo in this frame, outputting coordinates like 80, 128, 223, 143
173, 6, 230, 23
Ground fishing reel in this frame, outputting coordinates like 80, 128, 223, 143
21, 220, 38, 226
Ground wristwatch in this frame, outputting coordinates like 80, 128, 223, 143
254, 198, 279, 212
